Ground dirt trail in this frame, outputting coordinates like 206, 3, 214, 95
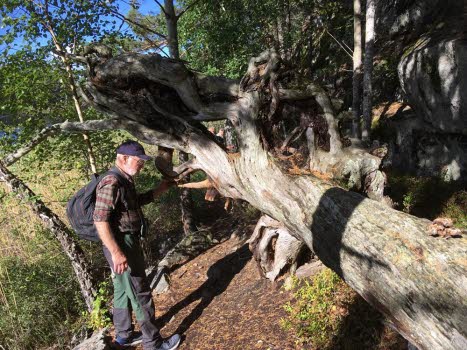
117, 203, 406, 350
151, 237, 299, 350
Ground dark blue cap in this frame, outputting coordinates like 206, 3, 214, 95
116, 140, 152, 160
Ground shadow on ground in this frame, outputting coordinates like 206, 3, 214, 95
157, 244, 252, 334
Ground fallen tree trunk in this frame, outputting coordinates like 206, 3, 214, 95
9, 48, 465, 349
0, 161, 96, 311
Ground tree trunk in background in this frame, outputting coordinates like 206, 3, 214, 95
164, 0, 180, 59
164, 0, 197, 234
362, 0, 376, 141
0, 161, 96, 311
352, 0, 363, 139
46, 25, 98, 173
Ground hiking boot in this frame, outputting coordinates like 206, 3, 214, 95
154, 334, 181, 350
115, 331, 143, 347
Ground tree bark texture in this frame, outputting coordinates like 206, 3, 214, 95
178, 151, 198, 234
362, 0, 377, 141
0, 161, 96, 311
164, 0, 180, 59
27, 49, 467, 350
249, 215, 305, 281
352, 0, 363, 138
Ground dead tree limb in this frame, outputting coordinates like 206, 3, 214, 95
0, 161, 96, 311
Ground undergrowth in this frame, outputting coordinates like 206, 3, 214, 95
386, 174, 467, 228
0, 227, 85, 350
281, 268, 404, 350
87, 281, 112, 330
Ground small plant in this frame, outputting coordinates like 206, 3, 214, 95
281, 268, 347, 348
88, 281, 112, 330
441, 190, 467, 229
402, 192, 414, 213
282, 268, 407, 349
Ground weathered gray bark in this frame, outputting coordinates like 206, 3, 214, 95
0, 161, 96, 311
11, 48, 466, 350
72, 50, 466, 349
352, 0, 363, 138
249, 215, 305, 281
287, 83, 386, 201
361, 0, 377, 141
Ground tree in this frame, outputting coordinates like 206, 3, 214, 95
121, 0, 200, 234
352, 0, 363, 138
5, 47, 464, 349
361, 0, 377, 141
160, 0, 198, 235
0, 0, 123, 310
178, 0, 353, 80
0, 0, 115, 172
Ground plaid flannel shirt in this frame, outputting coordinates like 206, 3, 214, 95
93, 167, 155, 233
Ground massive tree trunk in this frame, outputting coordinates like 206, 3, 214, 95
15, 47, 466, 350
0, 161, 96, 311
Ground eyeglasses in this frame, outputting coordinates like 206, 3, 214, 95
128, 156, 145, 166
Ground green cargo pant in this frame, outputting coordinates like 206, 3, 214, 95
103, 233, 162, 350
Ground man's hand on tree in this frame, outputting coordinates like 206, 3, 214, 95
153, 179, 176, 197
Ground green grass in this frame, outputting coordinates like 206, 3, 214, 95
0, 228, 85, 350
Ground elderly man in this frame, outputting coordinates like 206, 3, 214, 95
93, 140, 180, 350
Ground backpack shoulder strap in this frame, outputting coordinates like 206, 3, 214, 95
102, 167, 129, 209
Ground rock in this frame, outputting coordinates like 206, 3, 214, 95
72, 328, 111, 350
295, 260, 324, 279
153, 272, 170, 294
377, 0, 467, 181
399, 37, 466, 135
70, 326, 93, 348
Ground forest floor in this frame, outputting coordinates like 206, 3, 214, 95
109, 202, 407, 350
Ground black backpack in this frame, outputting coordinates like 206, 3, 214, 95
66, 168, 127, 242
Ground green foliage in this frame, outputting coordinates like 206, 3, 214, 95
0, 228, 85, 350
281, 269, 343, 348
177, 0, 352, 79
0, 130, 135, 348
281, 269, 400, 349
0, 1, 135, 174
88, 282, 112, 330
387, 174, 467, 227
0, 0, 119, 52
442, 191, 467, 229
402, 192, 414, 213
